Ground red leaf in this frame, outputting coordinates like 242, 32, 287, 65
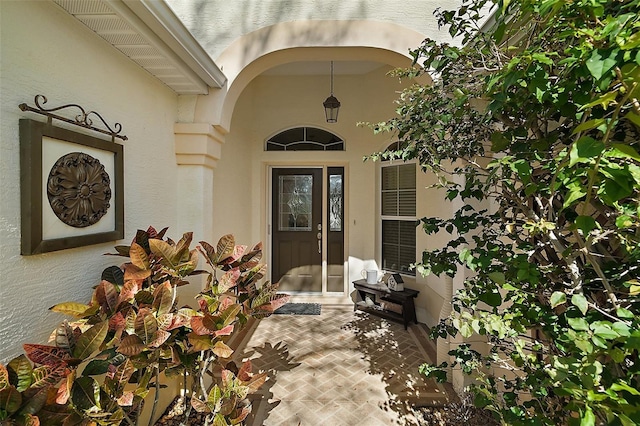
108, 313, 125, 333
218, 269, 241, 293
148, 330, 171, 348
221, 369, 234, 388
117, 391, 134, 407
146, 226, 159, 239
31, 364, 67, 388
124, 263, 151, 281
156, 227, 169, 239
238, 242, 263, 269
56, 378, 70, 405
269, 295, 290, 312
165, 310, 193, 331
95, 281, 118, 314
220, 297, 234, 312
198, 299, 209, 314
117, 335, 145, 356
237, 360, 253, 382
222, 245, 247, 265
23, 344, 69, 367
214, 324, 234, 337
118, 280, 141, 305
190, 397, 211, 413
190, 316, 212, 336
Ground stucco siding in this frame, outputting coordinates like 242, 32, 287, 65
0, 1, 179, 363
166, 0, 461, 61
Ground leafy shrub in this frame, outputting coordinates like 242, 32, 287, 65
0, 227, 288, 425
369, 0, 640, 424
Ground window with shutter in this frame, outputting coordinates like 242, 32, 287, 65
381, 162, 416, 275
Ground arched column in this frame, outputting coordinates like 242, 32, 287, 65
174, 122, 227, 244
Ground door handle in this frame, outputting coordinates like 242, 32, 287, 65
317, 232, 322, 253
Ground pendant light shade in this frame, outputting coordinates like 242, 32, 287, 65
323, 61, 340, 123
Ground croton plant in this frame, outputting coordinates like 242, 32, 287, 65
0, 227, 289, 426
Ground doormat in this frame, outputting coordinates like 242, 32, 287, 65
274, 303, 322, 315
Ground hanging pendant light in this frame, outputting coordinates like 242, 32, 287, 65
323, 61, 340, 123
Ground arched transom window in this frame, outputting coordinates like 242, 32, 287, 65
265, 127, 344, 151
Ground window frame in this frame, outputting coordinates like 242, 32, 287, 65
265, 127, 344, 151
379, 159, 417, 276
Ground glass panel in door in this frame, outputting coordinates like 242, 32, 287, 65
326, 167, 344, 292
272, 168, 322, 292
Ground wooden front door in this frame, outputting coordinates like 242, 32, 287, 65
272, 168, 323, 292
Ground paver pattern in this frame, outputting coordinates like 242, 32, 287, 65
228, 304, 452, 425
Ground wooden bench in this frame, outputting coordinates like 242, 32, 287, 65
353, 279, 419, 330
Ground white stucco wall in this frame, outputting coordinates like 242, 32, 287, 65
166, 0, 461, 61
0, 1, 180, 363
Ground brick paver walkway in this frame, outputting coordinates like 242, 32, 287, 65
228, 304, 452, 425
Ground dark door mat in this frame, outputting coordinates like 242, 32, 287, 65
274, 303, 322, 315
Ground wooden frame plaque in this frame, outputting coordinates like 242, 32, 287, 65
20, 119, 124, 255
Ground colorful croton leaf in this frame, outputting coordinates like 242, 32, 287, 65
1, 228, 288, 425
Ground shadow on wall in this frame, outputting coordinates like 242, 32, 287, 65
348, 255, 381, 282
178, 0, 373, 59
348, 256, 382, 302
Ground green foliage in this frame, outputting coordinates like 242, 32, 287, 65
0, 227, 288, 426
371, 0, 640, 424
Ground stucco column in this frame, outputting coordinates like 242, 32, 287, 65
174, 122, 226, 296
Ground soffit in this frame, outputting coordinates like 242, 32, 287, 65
50, 0, 226, 95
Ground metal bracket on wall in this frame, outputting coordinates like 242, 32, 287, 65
18, 94, 127, 142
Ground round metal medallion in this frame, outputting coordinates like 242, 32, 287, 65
47, 152, 112, 228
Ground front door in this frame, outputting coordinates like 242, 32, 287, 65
271, 167, 344, 293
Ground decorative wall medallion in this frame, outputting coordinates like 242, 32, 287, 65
19, 118, 123, 255
46, 152, 112, 227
